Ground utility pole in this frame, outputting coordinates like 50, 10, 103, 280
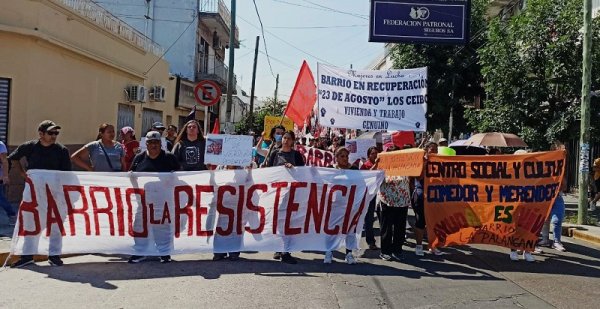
273, 73, 279, 114
249, 36, 260, 132
226, 0, 236, 124
578, 0, 592, 224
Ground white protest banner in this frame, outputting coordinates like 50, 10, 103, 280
139, 137, 168, 151
204, 134, 253, 167
295, 145, 336, 167
11, 168, 384, 255
317, 63, 427, 131
345, 139, 376, 164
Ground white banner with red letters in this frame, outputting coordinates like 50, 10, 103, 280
11, 167, 384, 256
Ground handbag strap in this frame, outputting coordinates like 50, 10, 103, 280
97, 142, 117, 171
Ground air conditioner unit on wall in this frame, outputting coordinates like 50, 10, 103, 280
128, 85, 146, 102
151, 85, 166, 102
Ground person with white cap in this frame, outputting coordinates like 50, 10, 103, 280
151, 121, 172, 151
128, 131, 180, 264
8, 120, 71, 268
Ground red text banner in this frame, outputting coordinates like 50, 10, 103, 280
424, 151, 566, 251
296, 145, 336, 167
12, 167, 384, 256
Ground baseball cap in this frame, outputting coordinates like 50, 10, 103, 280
145, 131, 162, 141
152, 121, 166, 129
120, 126, 134, 135
38, 120, 61, 132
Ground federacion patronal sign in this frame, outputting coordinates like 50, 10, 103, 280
317, 63, 427, 131
369, 0, 471, 45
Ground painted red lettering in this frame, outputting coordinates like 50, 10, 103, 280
175, 185, 194, 237
90, 186, 114, 236
126, 188, 148, 237
245, 184, 266, 234
195, 185, 214, 237
304, 183, 327, 233
18, 177, 40, 236
216, 185, 235, 236
324, 185, 347, 235
285, 182, 307, 235
45, 184, 65, 237
63, 185, 91, 236
271, 182, 289, 234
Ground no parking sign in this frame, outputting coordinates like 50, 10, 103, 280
194, 80, 222, 106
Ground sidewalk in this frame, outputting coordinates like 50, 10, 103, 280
561, 193, 600, 245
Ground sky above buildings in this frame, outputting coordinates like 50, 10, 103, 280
231, 0, 384, 102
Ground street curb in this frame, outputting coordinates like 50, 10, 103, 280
562, 226, 600, 246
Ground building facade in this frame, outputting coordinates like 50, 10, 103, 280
99, 0, 240, 131
0, 0, 197, 199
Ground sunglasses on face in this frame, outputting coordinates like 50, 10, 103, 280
46, 131, 60, 136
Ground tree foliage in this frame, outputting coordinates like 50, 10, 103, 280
234, 97, 287, 134
466, 0, 600, 150
390, 0, 489, 137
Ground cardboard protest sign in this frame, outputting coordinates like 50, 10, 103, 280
263, 115, 294, 140
345, 139, 376, 164
204, 134, 253, 166
12, 167, 384, 255
317, 63, 427, 131
296, 145, 336, 167
424, 151, 566, 251
378, 148, 424, 177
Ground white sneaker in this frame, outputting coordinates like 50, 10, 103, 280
552, 242, 566, 252
534, 246, 543, 254
324, 251, 333, 264
415, 245, 424, 256
429, 248, 443, 256
345, 252, 357, 265
509, 251, 519, 261
523, 252, 535, 262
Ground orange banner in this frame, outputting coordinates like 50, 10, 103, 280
378, 148, 424, 176
424, 150, 566, 251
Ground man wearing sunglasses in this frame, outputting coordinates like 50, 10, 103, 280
8, 120, 71, 268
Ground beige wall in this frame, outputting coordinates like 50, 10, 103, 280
0, 0, 190, 146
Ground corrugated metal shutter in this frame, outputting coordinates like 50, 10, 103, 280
0, 78, 10, 144
142, 108, 162, 134
117, 104, 135, 133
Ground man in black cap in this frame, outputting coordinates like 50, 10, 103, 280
8, 120, 71, 268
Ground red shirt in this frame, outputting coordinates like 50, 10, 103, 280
361, 160, 375, 170
122, 140, 140, 171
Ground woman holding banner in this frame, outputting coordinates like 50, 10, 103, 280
266, 130, 305, 264
361, 146, 381, 250
172, 120, 207, 171
324, 147, 359, 264
372, 145, 412, 261
413, 142, 443, 256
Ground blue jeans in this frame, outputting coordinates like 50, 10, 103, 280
0, 184, 15, 217
543, 194, 565, 243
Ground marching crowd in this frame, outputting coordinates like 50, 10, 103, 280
1, 119, 568, 268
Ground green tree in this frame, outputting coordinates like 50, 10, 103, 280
466, 0, 600, 150
390, 0, 489, 137
235, 97, 287, 134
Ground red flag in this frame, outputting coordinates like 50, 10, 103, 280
212, 118, 220, 134
284, 60, 317, 127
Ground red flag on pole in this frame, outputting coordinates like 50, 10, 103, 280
284, 60, 317, 127
212, 118, 220, 134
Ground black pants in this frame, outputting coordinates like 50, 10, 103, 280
380, 204, 408, 255
364, 198, 380, 245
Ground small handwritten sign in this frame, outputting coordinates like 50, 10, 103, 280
345, 139, 376, 164
204, 134, 253, 167
378, 148, 424, 176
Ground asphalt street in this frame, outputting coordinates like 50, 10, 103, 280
1, 231, 598, 309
